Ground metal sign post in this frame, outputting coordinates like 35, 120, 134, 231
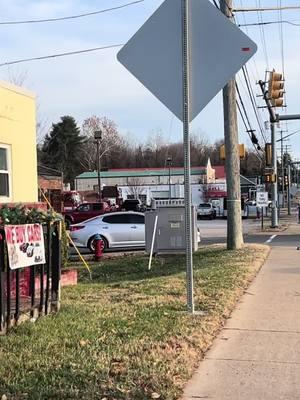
256, 191, 268, 230
182, 0, 194, 314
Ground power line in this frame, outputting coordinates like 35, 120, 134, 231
0, 44, 123, 67
256, 0, 269, 69
234, 5, 300, 12
0, 0, 144, 25
236, 82, 263, 157
242, 66, 267, 143
214, 0, 264, 157
276, 129, 300, 142
237, 100, 262, 160
238, 20, 300, 27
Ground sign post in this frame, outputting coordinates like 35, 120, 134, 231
182, 0, 194, 313
256, 192, 268, 230
117, 0, 257, 313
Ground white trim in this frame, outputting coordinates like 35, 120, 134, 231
0, 143, 12, 202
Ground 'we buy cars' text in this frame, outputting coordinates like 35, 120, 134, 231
5, 224, 42, 245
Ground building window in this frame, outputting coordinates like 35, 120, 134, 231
0, 145, 11, 198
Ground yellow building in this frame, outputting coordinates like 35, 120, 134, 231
0, 81, 38, 204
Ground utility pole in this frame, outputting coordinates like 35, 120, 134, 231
287, 163, 291, 215
280, 131, 285, 207
220, 0, 243, 250
270, 122, 279, 227
258, 74, 281, 228
94, 130, 102, 201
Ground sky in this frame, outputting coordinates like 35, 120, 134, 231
1, 0, 300, 160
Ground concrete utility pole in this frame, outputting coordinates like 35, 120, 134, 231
94, 130, 102, 201
287, 163, 291, 215
280, 131, 285, 207
220, 0, 243, 250
270, 122, 279, 227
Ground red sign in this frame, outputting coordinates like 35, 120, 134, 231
5, 224, 46, 270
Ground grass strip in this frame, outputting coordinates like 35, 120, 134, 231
0, 244, 269, 400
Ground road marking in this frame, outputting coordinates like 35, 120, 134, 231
265, 234, 277, 243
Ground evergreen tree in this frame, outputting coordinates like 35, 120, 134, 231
41, 116, 84, 186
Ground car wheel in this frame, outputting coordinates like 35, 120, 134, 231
88, 235, 108, 253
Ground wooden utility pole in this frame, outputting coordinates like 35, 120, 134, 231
220, 0, 244, 249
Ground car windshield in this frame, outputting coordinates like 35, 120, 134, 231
199, 204, 211, 208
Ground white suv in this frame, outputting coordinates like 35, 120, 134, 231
197, 203, 216, 220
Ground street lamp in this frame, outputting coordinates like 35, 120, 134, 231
94, 130, 102, 201
166, 157, 173, 199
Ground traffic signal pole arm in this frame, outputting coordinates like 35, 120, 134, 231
258, 79, 278, 227
277, 114, 300, 121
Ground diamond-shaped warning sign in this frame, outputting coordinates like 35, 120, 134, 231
117, 0, 257, 122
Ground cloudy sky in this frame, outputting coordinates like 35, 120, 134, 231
1, 0, 300, 159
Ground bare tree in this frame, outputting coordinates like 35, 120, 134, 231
6, 67, 28, 87
81, 116, 124, 170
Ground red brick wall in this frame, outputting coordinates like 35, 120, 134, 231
39, 177, 63, 191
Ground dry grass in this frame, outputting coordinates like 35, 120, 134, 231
0, 244, 269, 400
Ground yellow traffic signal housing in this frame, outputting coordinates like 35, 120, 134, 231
239, 144, 246, 159
220, 145, 225, 160
268, 71, 284, 107
220, 144, 245, 160
264, 173, 276, 184
265, 143, 272, 167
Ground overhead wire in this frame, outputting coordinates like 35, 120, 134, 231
236, 101, 263, 160
236, 82, 263, 158
238, 0, 269, 131
0, 44, 123, 67
216, 0, 268, 149
256, 0, 269, 69
0, 0, 144, 25
238, 20, 300, 27
242, 66, 267, 143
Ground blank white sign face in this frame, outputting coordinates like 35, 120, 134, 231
117, 0, 257, 122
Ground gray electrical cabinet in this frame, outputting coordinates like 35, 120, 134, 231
145, 204, 198, 254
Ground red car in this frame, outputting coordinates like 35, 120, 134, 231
63, 202, 110, 228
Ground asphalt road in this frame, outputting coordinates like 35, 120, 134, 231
198, 218, 300, 247
69, 217, 300, 259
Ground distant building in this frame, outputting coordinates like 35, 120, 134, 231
74, 161, 226, 206
75, 160, 226, 192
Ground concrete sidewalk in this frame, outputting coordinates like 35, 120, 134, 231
183, 244, 300, 400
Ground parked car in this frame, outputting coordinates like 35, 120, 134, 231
70, 211, 201, 252
122, 199, 146, 212
63, 202, 110, 229
70, 212, 146, 251
197, 203, 216, 220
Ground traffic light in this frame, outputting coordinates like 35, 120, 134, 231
268, 71, 284, 107
264, 173, 276, 184
284, 175, 289, 187
265, 143, 272, 167
220, 144, 246, 160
